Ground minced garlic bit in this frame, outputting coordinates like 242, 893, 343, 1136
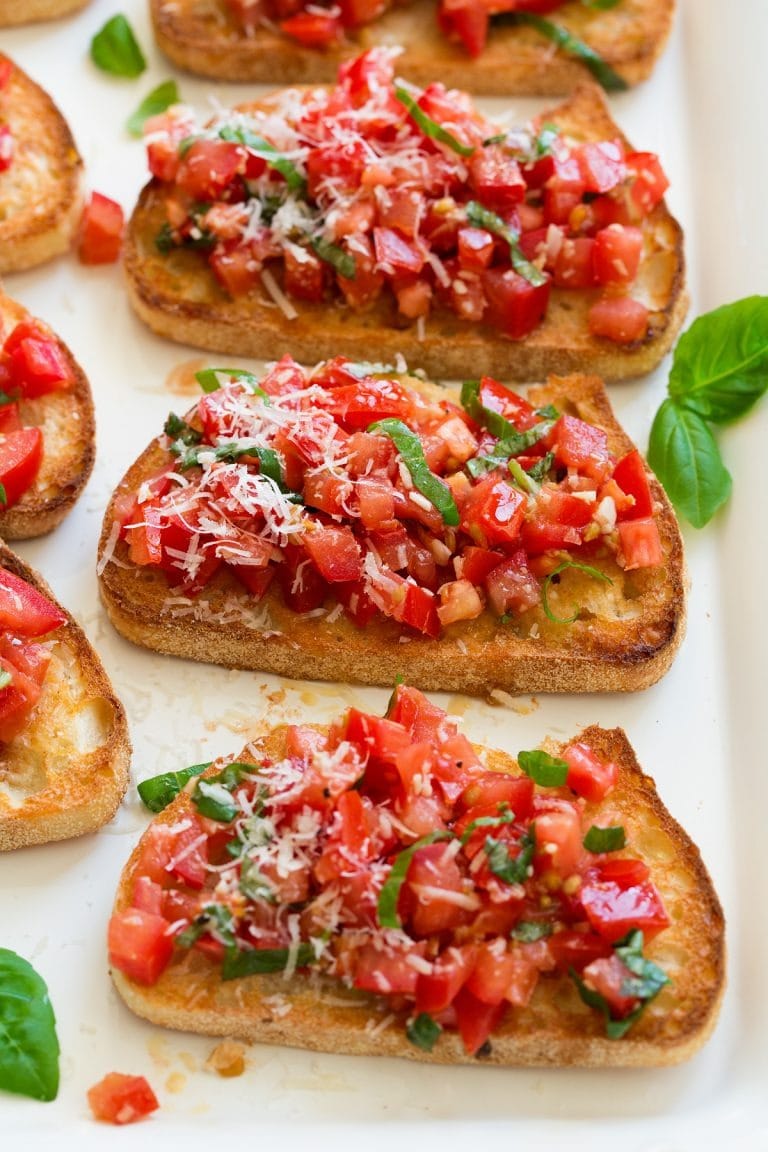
205, 1040, 247, 1078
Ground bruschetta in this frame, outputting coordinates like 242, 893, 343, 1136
97, 361, 686, 695
0, 0, 90, 26
108, 686, 724, 1067
0, 543, 130, 852
124, 60, 687, 382
0, 54, 84, 275
0, 287, 95, 538
150, 0, 675, 96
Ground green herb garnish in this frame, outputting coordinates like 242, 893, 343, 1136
394, 87, 475, 158
311, 236, 356, 279
0, 950, 59, 1102
583, 825, 626, 853
0, 484, 6, 508
406, 1013, 442, 1052
511, 920, 552, 943
194, 367, 270, 400
369, 418, 460, 526
178, 904, 236, 950
571, 929, 669, 1038
459, 807, 515, 845
483, 827, 535, 886
466, 421, 554, 479
222, 942, 315, 980
465, 201, 547, 287
90, 14, 146, 78
541, 559, 613, 624
173, 441, 283, 485
191, 762, 252, 823
126, 80, 180, 137
377, 831, 454, 929
164, 411, 202, 446
219, 126, 306, 193
137, 761, 211, 813
498, 13, 627, 92
517, 749, 568, 787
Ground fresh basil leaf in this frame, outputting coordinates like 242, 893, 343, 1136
126, 80, 180, 137
178, 904, 236, 950
174, 441, 283, 485
311, 236, 356, 279
648, 398, 732, 528
570, 967, 640, 1039
192, 779, 239, 823
615, 930, 670, 1000
369, 418, 459, 526
90, 14, 146, 78
517, 749, 568, 787
218, 126, 306, 193
498, 13, 627, 91
466, 420, 553, 478
164, 411, 202, 446
524, 451, 555, 485
460, 807, 515, 845
406, 1013, 442, 1052
465, 201, 547, 287
377, 831, 454, 928
137, 761, 211, 813
0, 950, 59, 1102
667, 297, 768, 423
536, 404, 559, 420
583, 824, 626, 853
222, 942, 314, 980
194, 367, 270, 401
483, 827, 535, 886
511, 920, 552, 943
394, 87, 475, 158
541, 560, 614, 624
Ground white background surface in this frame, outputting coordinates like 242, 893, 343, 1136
1, 0, 767, 1147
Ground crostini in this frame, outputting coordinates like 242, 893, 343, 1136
0, 543, 130, 852
0, 0, 90, 27
97, 360, 686, 695
150, 0, 675, 96
108, 687, 724, 1067
125, 58, 687, 381
0, 54, 84, 275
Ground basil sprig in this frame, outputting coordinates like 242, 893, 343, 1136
483, 827, 535, 886
311, 236, 356, 279
377, 831, 454, 929
541, 560, 614, 624
369, 418, 460, 526
583, 825, 626, 853
137, 761, 211, 813
218, 126, 306, 193
394, 87, 475, 158
465, 201, 547, 287
498, 13, 627, 92
407, 1013, 442, 1052
126, 80, 180, 137
0, 950, 59, 1102
571, 930, 669, 1039
90, 14, 146, 77
517, 749, 568, 787
648, 296, 768, 527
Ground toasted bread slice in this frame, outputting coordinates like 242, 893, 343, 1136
124, 83, 687, 382
0, 54, 84, 275
97, 371, 686, 695
111, 720, 724, 1067
0, 287, 95, 539
0, 0, 90, 26
0, 543, 130, 851
150, 0, 674, 95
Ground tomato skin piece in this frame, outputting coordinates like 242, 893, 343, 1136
594, 857, 650, 888
0, 426, 43, 508
87, 1073, 159, 1125
108, 909, 174, 986
0, 567, 66, 636
438, 1, 489, 57
344, 708, 411, 763
78, 192, 125, 265
304, 524, 362, 583
5, 322, 73, 397
617, 517, 663, 570
612, 449, 654, 521
387, 683, 457, 743
176, 140, 244, 202
461, 475, 526, 548
453, 986, 506, 1055
588, 296, 649, 344
562, 741, 618, 803
579, 879, 670, 944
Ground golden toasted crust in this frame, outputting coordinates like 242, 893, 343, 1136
97, 372, 686, 696
150, 0, 675, 94
0, 543, 131, 851
0, 54, 84, 274
0, 288, 95, 539
0, 0, 89, 26
111, 722, 724, 1067
124, 84, 688, 382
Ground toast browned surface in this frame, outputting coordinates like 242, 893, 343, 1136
111, 723, 724, 1067
0, 543, 131, 851
150, 0, 675, 95
97, 372, 686, 696
124, 84, 687, 382
0, 0, 89, 26
0, 288, 95, 539
0, 53, 84, 274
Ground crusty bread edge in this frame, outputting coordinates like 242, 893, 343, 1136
0, 0, 89, 26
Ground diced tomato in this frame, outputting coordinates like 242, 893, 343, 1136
283, 245, 325, 301
457, 772, 534, 820
579, 878, 670, 944
576, 140, 625, 194
0, 402, 21, 435
469, 146, 526, 212
376, 188, 422, 236
373, 227, 425, 275
78, 192, 125, 265
353, 941, 422, 995
395, 277, 433, 319
345, 708, 411, 763
477, 376, 539, 431
438, 0, 489, 57
415, 945, 477, 1014
166, 821, 209, 890
304, 523, 362, 583
534, 807, 583, 878
592, 224, 643, 286
302, 471, 349, 517
484, 551, 541, 616
453, 986, 506, 1054
4, 322, 73, 398
553, 236, 596, 289
108, 909, 174, 985
437, 579, 484, 626
548, 929, 612, 973
0, 650, 47, 743
307, 139, 368, 199
399, 582, 440, 638
617, 517, 663, 570
588, 296, 649, 344
457, 227, 495, 272
581, 952, 641, 1019
402, 842, 470, 937
547, 413, 612, 481
461, 474, 526, 547
336, 236, 385, 309
388, 683, 457, 743
229, 563, 275, 601
562, 742, 618, 803
0, 426, 43, 508
481, 267, 551, 340
520, 488, 593, 554
87, 1072, 159, 1126
280, 10, 344, 46
277, 544, 328, 613
626, 151, 669, 215
210, 237, 267, 297
0, 567, 66, 636
131, 876, 164, 916
176, 139, 244, 201
594, 857, 650, 888
335, 579, 380, 627
612, 449, 654, 521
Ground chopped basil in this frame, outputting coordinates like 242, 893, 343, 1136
173, 440, 283, 485
239, 858, 276, 904
194, 367, 270, 401
0, 484, 6, 508
311, 236, 356, 279
511, 920, 552, 943
583, 825, 626, 853
178, 904, 236, 950
517, 749, 569, 787
465, 201, 547, 287
571, 929, 669, 1038
483, 827, 535, 886
222, 942, 314, 980
137, 761, 211, 813
90, 14, 146, 78
497, 13, 627, 92
164, 411, 202, 446
459, 807, 515, 845
126, 80, 180, 137
541, 560, 613, 625
369, 418, 460, 527
191, 761, 252, 822
218, 126, 306, 193
536, 403, 560, 420
394, 87, 475, 158
524, 451, 555, 484
377, 831, 454, 929
465, 420, 554, 478
154, 220, 214, 254
0, 950, 59, 1102
406, 1012, 442, 1052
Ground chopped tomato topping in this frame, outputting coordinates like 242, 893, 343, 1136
78, 192, 125, 264
87, 1073, 159, 1125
